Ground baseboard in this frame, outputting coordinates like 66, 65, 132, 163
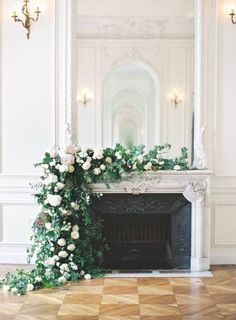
211, 256, 236, 265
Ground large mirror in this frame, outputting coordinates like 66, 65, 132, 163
76, 0, 195, 157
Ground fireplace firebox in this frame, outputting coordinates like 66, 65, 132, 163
92, 193, 191, 270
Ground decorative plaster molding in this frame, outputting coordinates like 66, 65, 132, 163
77, 16, 194, 39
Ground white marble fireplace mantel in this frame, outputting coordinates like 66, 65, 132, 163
91, 170, 212, 272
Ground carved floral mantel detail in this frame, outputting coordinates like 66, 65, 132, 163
91, 170, 212, 272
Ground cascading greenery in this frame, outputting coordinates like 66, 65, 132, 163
0, 143, 190, 295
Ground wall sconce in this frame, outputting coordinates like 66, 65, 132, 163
11, 0, 41, 39
169, 89, 183, 108
77, 89, 93, 107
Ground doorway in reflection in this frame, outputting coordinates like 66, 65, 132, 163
103, 63, 160, 149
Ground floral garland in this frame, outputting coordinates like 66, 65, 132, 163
0, 143, 190, 295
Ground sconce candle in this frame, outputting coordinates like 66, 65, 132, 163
11, 0, 41, 39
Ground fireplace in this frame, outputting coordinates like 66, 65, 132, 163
92, 193, 191, 270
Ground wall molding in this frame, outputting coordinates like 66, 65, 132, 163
212, 201, 236, 248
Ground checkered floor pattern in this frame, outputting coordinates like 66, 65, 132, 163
0, 266, 236, 319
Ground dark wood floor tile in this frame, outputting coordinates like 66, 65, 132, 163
140, 316, 183, 320
211, 293, 236, 304
217, 303, 236, 316
100, 304, 140, 316
58, 304, 100, 316
178, 304, 223, 317
139, 294, 176, 304
63, 294, 102, 304
172, 285, 208, 294
137, 278, 170, 286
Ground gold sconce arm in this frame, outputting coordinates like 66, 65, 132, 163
229, 9, 236, 24
11, 0, 41, 39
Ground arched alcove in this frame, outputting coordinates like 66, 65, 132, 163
102, 62, 160, 148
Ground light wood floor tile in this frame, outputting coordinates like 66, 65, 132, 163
100, 304, 140, 316
140, 304, 180, 316
15, 315, 57, 320
99, 316, 140, 320
169, 278, 203, 286
25, 293, 65, 304
0, 303, 22, 315
211, 293, 236, 303
101, 294, 139, 304
58, 304, 100, 316
19, 304, 60, 315
104, 278, 138, 286
217, 303, 236, 316
178, 304, 223, 317
138, 285, 173, 295
139, 294, 176, 304
175, 293, 215, 305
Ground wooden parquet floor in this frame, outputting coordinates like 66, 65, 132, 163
0, 265, 236, 320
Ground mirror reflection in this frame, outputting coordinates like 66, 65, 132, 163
77, 0, 195, 156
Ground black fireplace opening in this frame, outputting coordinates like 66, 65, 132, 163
92, 193, 191, 270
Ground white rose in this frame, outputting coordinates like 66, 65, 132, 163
94, 168, 101, 175
115, 152, 122, 160
57, 238, 66, 247
100, 164, 106, 171
58, 251, 68, 258
58, 276, 67, 284
55, 164, 61, 170
45, 222, 52, 230
44, 257, 55, 266
56, 182, 64, 190
71, 231, 79, 240
132, 163, 137, 170
68, 165, 75, 173
78, 151, 88, 158
174, 165, 181, 171
80, 270, 85, 276
144, 162, 152, 171
47, 194, 62, 207
47, 146, 58, 158
35, 276, 42, 282
64, 145, 76, 154
60, 263, 69, 271
42, 164, 49, 169
53, 255, 60, 261
49, 160, 56, 167
44, 174, 58, 186
93, 148, 103, 160
82, 161, 91, 170
59, 165, 68, 173
27, 283, 34, 291
105, 157, 112, 164
11, 287, 18, 294
71, 263, 78, 270
72, 225, 79, 232
84, 274, 91, 280
71, 202, 80, 210
67, 244, 76, 251
86, 157, 92, 163
61, 154, 75, 166
2, 285, 10, 292
137, 155, 144, 163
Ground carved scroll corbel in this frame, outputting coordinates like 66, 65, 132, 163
183, 180, 207, 203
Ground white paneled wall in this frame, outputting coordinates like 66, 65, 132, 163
0, 0, 235, 264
